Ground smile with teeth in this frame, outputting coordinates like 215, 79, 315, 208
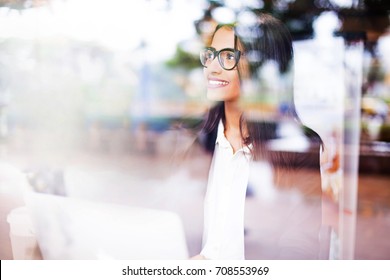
208, 79, 229, 86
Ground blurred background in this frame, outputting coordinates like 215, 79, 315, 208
0, 0, 389, 260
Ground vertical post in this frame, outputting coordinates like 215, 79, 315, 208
339, 39, 363, 259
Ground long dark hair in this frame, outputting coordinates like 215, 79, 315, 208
200, 13, 322, 166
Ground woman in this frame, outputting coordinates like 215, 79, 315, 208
186, 13, 324, 260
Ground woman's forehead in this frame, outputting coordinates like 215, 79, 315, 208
211, 27, 235, 50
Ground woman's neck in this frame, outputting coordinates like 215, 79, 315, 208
223, 100, 242, 131
223, 100, 247, 153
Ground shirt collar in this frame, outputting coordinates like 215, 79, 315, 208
216, 120, 230, 148
215, 120, 252, 155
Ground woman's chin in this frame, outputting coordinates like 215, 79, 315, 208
207, 89, 227, 101
207, 90, 238, 102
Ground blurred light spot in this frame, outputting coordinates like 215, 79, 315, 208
313, 11, 340, 41
329, 0, 354, 8
237, 10, 258, 27
211, 7, 235, 24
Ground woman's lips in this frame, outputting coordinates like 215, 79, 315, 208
207, 78, 229, 88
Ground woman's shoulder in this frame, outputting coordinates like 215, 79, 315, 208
186, 102, 224, 154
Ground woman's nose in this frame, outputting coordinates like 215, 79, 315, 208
207, 57, 223, 74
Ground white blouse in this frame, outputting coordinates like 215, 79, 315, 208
200, 120, 252, 259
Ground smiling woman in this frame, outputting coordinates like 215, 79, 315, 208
183, 12, 324, 260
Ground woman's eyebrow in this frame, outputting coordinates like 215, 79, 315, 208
210, 46, 235, 51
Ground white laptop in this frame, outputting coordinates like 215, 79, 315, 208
24, 191, 189, 260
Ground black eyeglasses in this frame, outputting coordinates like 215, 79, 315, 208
200, 47, 241, 71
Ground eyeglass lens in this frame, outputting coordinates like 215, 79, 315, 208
200, 48, 238, 70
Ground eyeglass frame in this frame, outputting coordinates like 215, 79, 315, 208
200, 47, 242, 71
